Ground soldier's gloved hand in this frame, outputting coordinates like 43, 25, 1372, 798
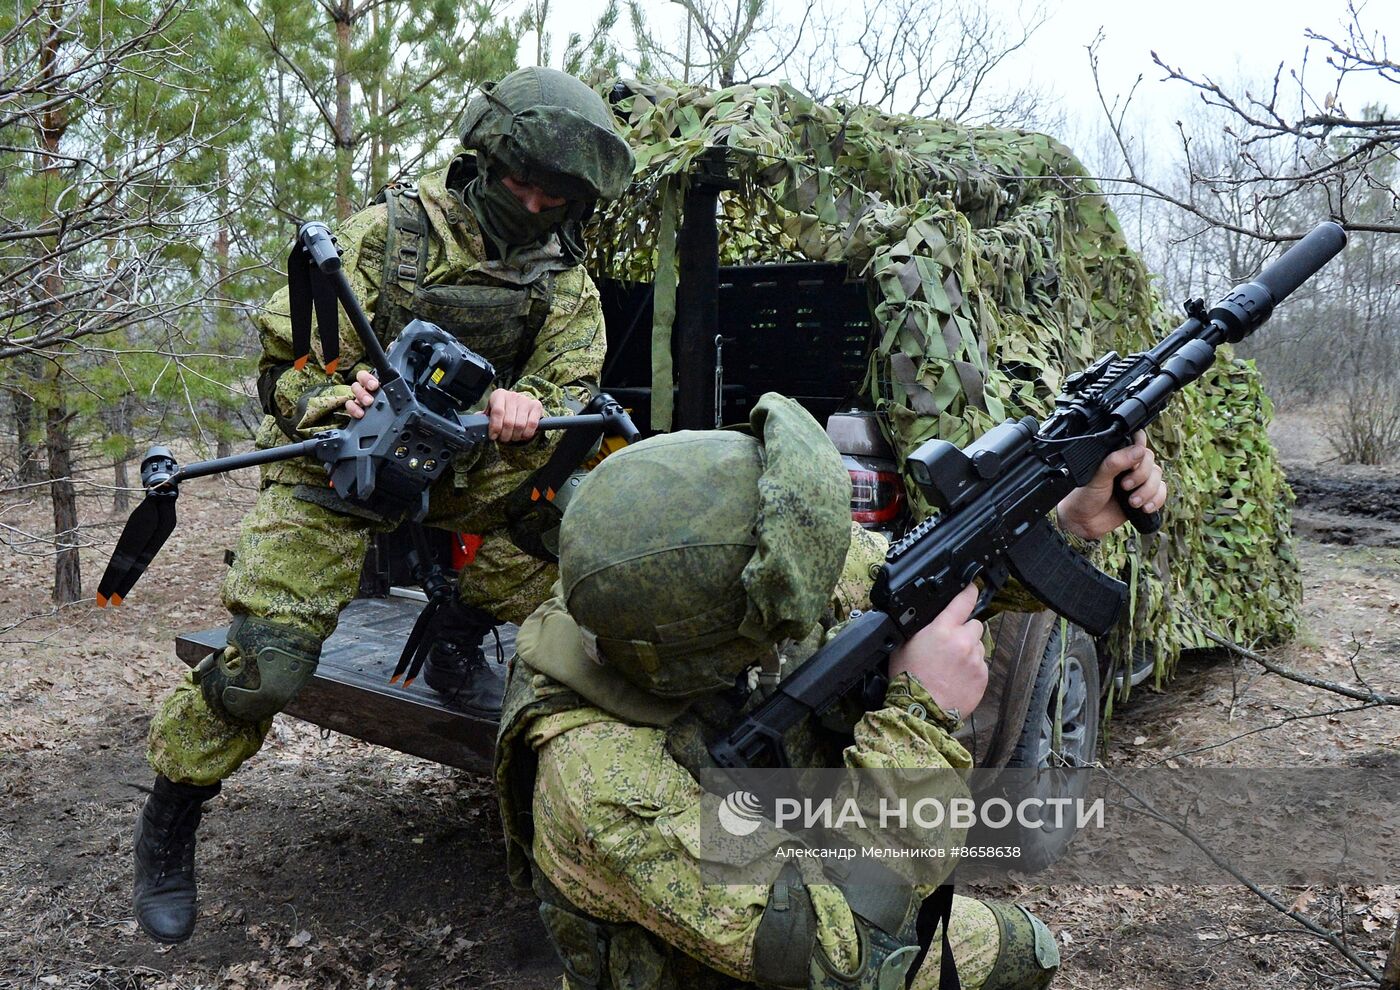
344, 369, 380, 419
486, 388, 545, 442
888, 582, 987, 714
1056, 429, 1167, 540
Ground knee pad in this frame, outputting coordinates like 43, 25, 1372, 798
195, 615, 321, 725
981, 902, 1060, 990
755, 864, 920, 990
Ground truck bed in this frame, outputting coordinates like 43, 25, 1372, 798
174, 594, 512, 774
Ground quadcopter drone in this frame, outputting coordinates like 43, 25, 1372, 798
97, 220, 639, 678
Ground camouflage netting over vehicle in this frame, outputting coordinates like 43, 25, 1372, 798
584, 79, 1300, 688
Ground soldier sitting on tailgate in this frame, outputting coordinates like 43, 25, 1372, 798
131, 67, 634, 945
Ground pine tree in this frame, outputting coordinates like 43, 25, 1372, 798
1, 0, 250, 601
235, 0, 520, 223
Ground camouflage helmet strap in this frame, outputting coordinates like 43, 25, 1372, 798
464, 85, 530, 182
460, 82, 512, 161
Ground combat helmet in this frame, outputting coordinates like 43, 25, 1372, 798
460, 66, 634, 204
558, 393, 852, 698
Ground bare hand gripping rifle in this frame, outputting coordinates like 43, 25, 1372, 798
97, 221, 638, 611
711, 221, 1347, 770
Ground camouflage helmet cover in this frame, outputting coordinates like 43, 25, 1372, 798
460, 66, 635, 202
559, 393, 852, 698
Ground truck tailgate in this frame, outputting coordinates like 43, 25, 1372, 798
175, 596, 511, 774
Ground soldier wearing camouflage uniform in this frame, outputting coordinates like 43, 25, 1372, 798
131, 67, 635, 945
495, 393, 1165, 988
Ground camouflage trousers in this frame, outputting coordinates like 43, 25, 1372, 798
544, 895, 1019, 990
909, 896, 1024, 989
148, 452, 555, 786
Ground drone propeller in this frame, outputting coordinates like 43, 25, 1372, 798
288, 225, 342, 376
96, 448, 180, 607
311, 264, 341, 375
389, 523, 459, 687
528, 420, 605, 504
96, 496, 177, 606
390, 596, 443, 687
528, 394, 640, 502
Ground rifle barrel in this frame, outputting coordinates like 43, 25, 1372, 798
1256, 222, 1347, 304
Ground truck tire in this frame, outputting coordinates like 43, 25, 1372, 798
975, 621, 1100, 872
1010, 621, 1100, 771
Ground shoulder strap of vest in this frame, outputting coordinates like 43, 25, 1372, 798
375, 184, 426, 340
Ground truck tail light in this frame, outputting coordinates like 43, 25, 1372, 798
849, 468, 905, 525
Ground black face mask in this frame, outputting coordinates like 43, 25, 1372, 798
465, 175, 570, 258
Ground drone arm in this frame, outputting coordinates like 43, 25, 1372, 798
165, 435, 338, 487
538, 404, 640, 442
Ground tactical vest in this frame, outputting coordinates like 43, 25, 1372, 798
373, 161, 567, 388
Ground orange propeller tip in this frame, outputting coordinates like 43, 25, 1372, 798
111, 594, 124, 606
95, 594, 108, 607
324, 358, 340, 375
545, 487, 556, 501
402, 677, 416, 688
293, 355, 310, 371
388, 674, 402, 685
530, 489, 541, 502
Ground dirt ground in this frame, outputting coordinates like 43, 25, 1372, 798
1, 413, 1397, 989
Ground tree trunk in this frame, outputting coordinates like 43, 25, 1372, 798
113, 454, 130, 512
212, 153, 236, 460
47, 391, 81, 603
13, 383, 44, 485
334, 2, 354, 220
39, 2, 80, 604
535, 0, 549, 65
112, 397, 131, 513
368, 3, 383, 193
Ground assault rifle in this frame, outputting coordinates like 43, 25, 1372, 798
711, 221, 1347, 769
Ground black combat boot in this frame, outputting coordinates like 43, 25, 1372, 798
423, 638, 505, 716
421, 601, 504, 717
132, 776, 220, 943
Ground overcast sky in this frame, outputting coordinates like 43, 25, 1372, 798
542, 0, 1397, 138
